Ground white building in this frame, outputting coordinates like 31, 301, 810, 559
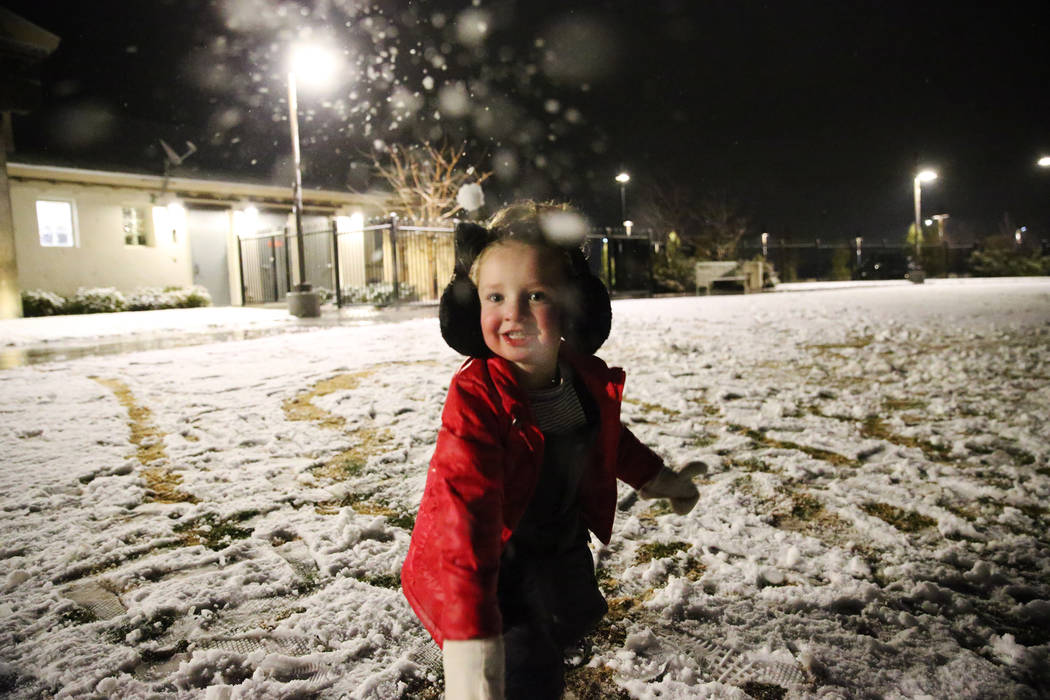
5, 162, 388, 308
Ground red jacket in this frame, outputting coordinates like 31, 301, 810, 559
401, 349, 664, 647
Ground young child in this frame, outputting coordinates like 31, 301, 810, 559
401, 201, 700, 699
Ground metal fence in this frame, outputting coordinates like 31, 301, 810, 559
587, 230, 653, 294
238, 220, 657, 306
240, 220, 1013, 307
238, 218, 457, 306
737, 240, 981, 281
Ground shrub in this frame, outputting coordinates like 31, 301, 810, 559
20, 289, 66, 317
342, 282, 417, 306
126, 286, 212, 310
66, 287, 127, 314
22, 286, 211, 316
969, 250, 1050, 277
652, 252, 697, 294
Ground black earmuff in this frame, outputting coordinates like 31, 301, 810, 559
438, 222, 612, 357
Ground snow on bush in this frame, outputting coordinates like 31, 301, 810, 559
19, 289, 66, 316
342, 282, 417, 306
65, 287, 127, 314
20, 286, 211, 316
126, 286, 212, 311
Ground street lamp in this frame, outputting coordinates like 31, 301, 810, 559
286, 43, 337, 317
615, 172, 630, 227
1038, 156, 1050, 168
913, 169, 937, 266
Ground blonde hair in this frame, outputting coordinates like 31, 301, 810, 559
468, 200, 582, 287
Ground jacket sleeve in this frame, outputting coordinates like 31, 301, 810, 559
614, 424, 665, 490
404, 371, 507, 645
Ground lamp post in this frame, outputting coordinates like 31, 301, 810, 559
913, 169, 937, 265
615, 172, 630, 227
286, 44, 336, 317
931, 213, 949, 242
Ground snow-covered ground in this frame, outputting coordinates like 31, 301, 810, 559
1, 278, 1048, 699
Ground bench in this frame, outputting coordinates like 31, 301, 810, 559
695, 260, 765, 295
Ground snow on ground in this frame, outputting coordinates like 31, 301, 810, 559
1, 278, 1048, 698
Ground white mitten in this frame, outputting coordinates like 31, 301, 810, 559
443, 636, 505, 700
638, 462, 704, 515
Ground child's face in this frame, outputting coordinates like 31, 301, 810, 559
476, 241, 563, 385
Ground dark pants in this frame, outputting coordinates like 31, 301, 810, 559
498, 535, 608, 700
503, 619, 567, 700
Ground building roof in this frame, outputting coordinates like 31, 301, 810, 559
6, 161, 391, 214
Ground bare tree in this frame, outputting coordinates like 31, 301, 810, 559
694, 192, 750, 261
372, 142, 491, 222
636, 180, 751, 260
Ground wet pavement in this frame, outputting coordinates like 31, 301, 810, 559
1, 304, 440, 369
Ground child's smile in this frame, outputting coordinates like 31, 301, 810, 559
476, 241, 564, 388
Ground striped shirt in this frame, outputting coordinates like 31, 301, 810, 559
527, 366, 588, 434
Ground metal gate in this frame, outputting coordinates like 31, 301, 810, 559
587, 231, 653, 295
239, 219, 457, 306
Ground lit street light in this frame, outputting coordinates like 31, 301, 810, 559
1038, 156, 1050, 168
286, 44, 337, 317
615, 171, 630, 227
912, 169, 938, 281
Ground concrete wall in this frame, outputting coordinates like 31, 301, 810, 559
10, 180, 193, 296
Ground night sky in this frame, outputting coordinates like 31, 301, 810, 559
5, 0, 1049, 245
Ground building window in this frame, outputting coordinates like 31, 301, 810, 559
36, 200, 76, 247
123, 206, 152, 246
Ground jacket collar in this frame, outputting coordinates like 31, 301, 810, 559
479, 344, 625, 412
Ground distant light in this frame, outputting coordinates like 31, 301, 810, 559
916, 169, 938, 183
924, 218, 933, 226
1015, 229, 1022, 244
615, 172, 630, 184
336, 211, 364, 234
290, 44, 338, 88
1039, 156, 1050, 168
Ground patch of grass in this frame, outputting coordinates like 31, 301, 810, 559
104, 609, 176, 645
802, 336, 874, 352
884, 397, 926, 411
1017, 503, 1048, 523
728, 456, 772, 473
142, 466, 197, 504
623, 397, 681, 418
861, 502, 936, 533
315, 491, 415, 530
91, 376, 197, 504
357, 573, 400, 589
692, 432, 718, 448
861, 416, 950, 463
172, 510, 259, 550
564, 665, 631, 700
938, 500, 982, 523
595, 565, 619, 593
790, 492, 824, 520
741, 681, 788, 700
60, 604, 97, 625
973, 468, 1013, 490
588, 595, 645, 650
402, 675, 443, 700
283, 371, 372, 429
640, 501, 674, 521
635, 541, 690, 566
729, 425, 858, 468
1000, 443, 1036, 466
